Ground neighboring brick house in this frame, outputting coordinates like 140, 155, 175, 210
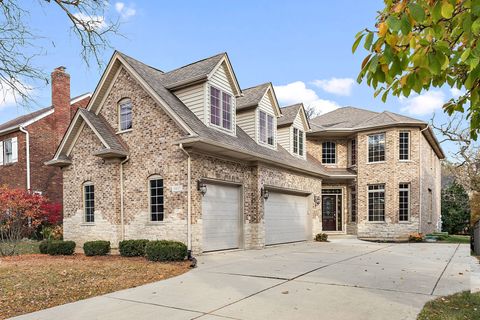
0, 67, 90, 205
47, 51, 443, 253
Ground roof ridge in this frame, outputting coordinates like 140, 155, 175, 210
117, 51, 165, 73
163, 52, 226, 75
281, 103, 303, 109
242, 82, 271, 91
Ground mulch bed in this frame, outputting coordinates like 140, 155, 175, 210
0, 254, 191, 319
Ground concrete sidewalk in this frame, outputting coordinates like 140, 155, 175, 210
10, 239, 472, 320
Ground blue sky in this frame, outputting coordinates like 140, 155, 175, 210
0, 0, 467, 157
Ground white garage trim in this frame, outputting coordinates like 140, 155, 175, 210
201, 180, 244, 252
264, 190, 309, 245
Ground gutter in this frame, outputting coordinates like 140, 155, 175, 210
178, 143, 192, 256
18, 126, 31, 190
120, 156, 130, 241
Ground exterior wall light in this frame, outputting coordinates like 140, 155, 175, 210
261, 187, 269, 200
314, 195, 321, 206
197, 180, 207, 196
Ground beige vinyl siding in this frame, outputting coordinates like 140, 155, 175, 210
206, 61, 236, 135
173, 83, 206, 122
277, 127, 291, 152
237, 110, 256, 140
293, 112, 304, 129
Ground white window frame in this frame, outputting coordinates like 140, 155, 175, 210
367, 133, 386, 163
83, 181, 95, 223
293, 127, 304, 156
398, 183, 410, 222
399, 131, 410, 161
259, 110, 275, 147
1, 137, 18, 165
209, 85, 233, 131
322, 141, 336, 164
118, 98, 133, 132
149, 176, 164, 222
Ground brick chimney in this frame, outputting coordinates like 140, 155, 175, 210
52, 66, 71, 145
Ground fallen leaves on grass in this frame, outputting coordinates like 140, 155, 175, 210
417, 291, 480, 320
0, 254, 190, 319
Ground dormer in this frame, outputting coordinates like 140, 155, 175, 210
236, 83, 281, 149
277, 103, 310, 160
165, 53, 242, 136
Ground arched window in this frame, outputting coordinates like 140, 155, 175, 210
119, 98, 132, 131
83, 181, 95, 223
149, 176, 164, 222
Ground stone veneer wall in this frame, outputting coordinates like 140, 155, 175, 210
355, 127, 422, 240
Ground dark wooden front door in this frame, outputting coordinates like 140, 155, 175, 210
322, 195, 337, 231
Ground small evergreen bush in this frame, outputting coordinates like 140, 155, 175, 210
83, 240, 110, 256
145, 240, 187, 262
314, 233, 328, 242
39, 240, 50, 254
47, 240, 76, 255
119, 239, 149, 257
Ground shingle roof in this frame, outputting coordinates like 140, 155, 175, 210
78, 109, 127, 153
236, 83, 270, 111
278, 103, 302, 127
310, 107, 426, 131
161, 53, 225, 89
118, 52, 352, 178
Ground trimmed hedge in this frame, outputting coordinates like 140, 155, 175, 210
39, 240, 50, 254
47, 240, 76, 255
314, 233, 328, 242
83, 240, 110, 256
145, 240, 187, 262
119, 239, 149, 257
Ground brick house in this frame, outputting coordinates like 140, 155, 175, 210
47, 51, 444, 253
0, 67, 90, 205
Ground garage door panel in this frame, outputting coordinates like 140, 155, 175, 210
202, 184, 241, 252
265, 192, 307, 245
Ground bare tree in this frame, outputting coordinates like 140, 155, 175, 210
304, 104, 319, 119
432, 114, 480, 193
0, 0, 120, 107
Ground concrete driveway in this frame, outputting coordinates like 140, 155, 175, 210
11, 237, 472, 320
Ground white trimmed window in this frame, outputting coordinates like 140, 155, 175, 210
368, 133, 385, 162
368, 184, 385, 221
259, 111, 274, 146
322, 141, 336, 164
210, 86, 232, 130
0, 137, 18, 165
149, 177, 164, 222
399, 183, 410, 221
83, 182, 95, 223
399, 131, 409, 160
293, 128, 304, 156
119, 98, 132, 131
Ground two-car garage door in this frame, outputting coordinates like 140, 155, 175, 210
264, 192, 308, 245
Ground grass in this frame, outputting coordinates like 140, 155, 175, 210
0, 240, 40, 255
437, 235, 470, 244
417, 291, 480, 320
0, 254, 190, 319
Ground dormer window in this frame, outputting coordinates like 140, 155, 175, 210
119, 98, 132, 131
210, 86, 232, 130
259, 111, 274, 146
293, 128, 304, 156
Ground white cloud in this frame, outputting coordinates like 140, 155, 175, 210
311, 77, 355, 96
0, 79, 33, 110
72, 12, 108, 31
115, 2, 136, 19
400, 91, 445, 116
450, 88, 465, 98
274, 81, 342, 116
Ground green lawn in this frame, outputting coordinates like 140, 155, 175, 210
418, 291, 480, 320
439, 235, 470, 244
0, 240, 40, 256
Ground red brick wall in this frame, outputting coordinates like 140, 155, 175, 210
0, 131, 27, 189
52, 67, 71, 146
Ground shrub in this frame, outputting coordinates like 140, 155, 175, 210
145, 240, 187, 261
409, 232, 424, 242
314, 233, 328, 242
47, 240, 76, 255
119, 239, 149, 257
39, 240, 50, 254
83, 240, 110, 256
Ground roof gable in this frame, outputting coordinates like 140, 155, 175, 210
207, 55, 242, 96
278, 103, 310, 130
237, 83, 280, 115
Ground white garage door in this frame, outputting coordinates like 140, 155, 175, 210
265, 192, 308, 245
202, 183, 241, 252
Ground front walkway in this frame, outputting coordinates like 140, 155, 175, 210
11, 238, 472, 320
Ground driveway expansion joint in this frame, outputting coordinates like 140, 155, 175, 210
431, 243, 460, 296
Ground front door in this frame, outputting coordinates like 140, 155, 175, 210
322, 195, 337, 231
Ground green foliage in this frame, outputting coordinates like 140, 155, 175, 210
119, 239, 149, 257
145, 240, 187, 262
353, 0, 480, 139
83, 240, 110, 256
314, 233, 328, 242
442, 181, 471, 234
47, 240, 76, 255
39, 240, 50, 254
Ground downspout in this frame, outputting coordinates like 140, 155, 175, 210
19, 126, 30, 191
179, 143, 193, 259
120, 156, 130, 241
